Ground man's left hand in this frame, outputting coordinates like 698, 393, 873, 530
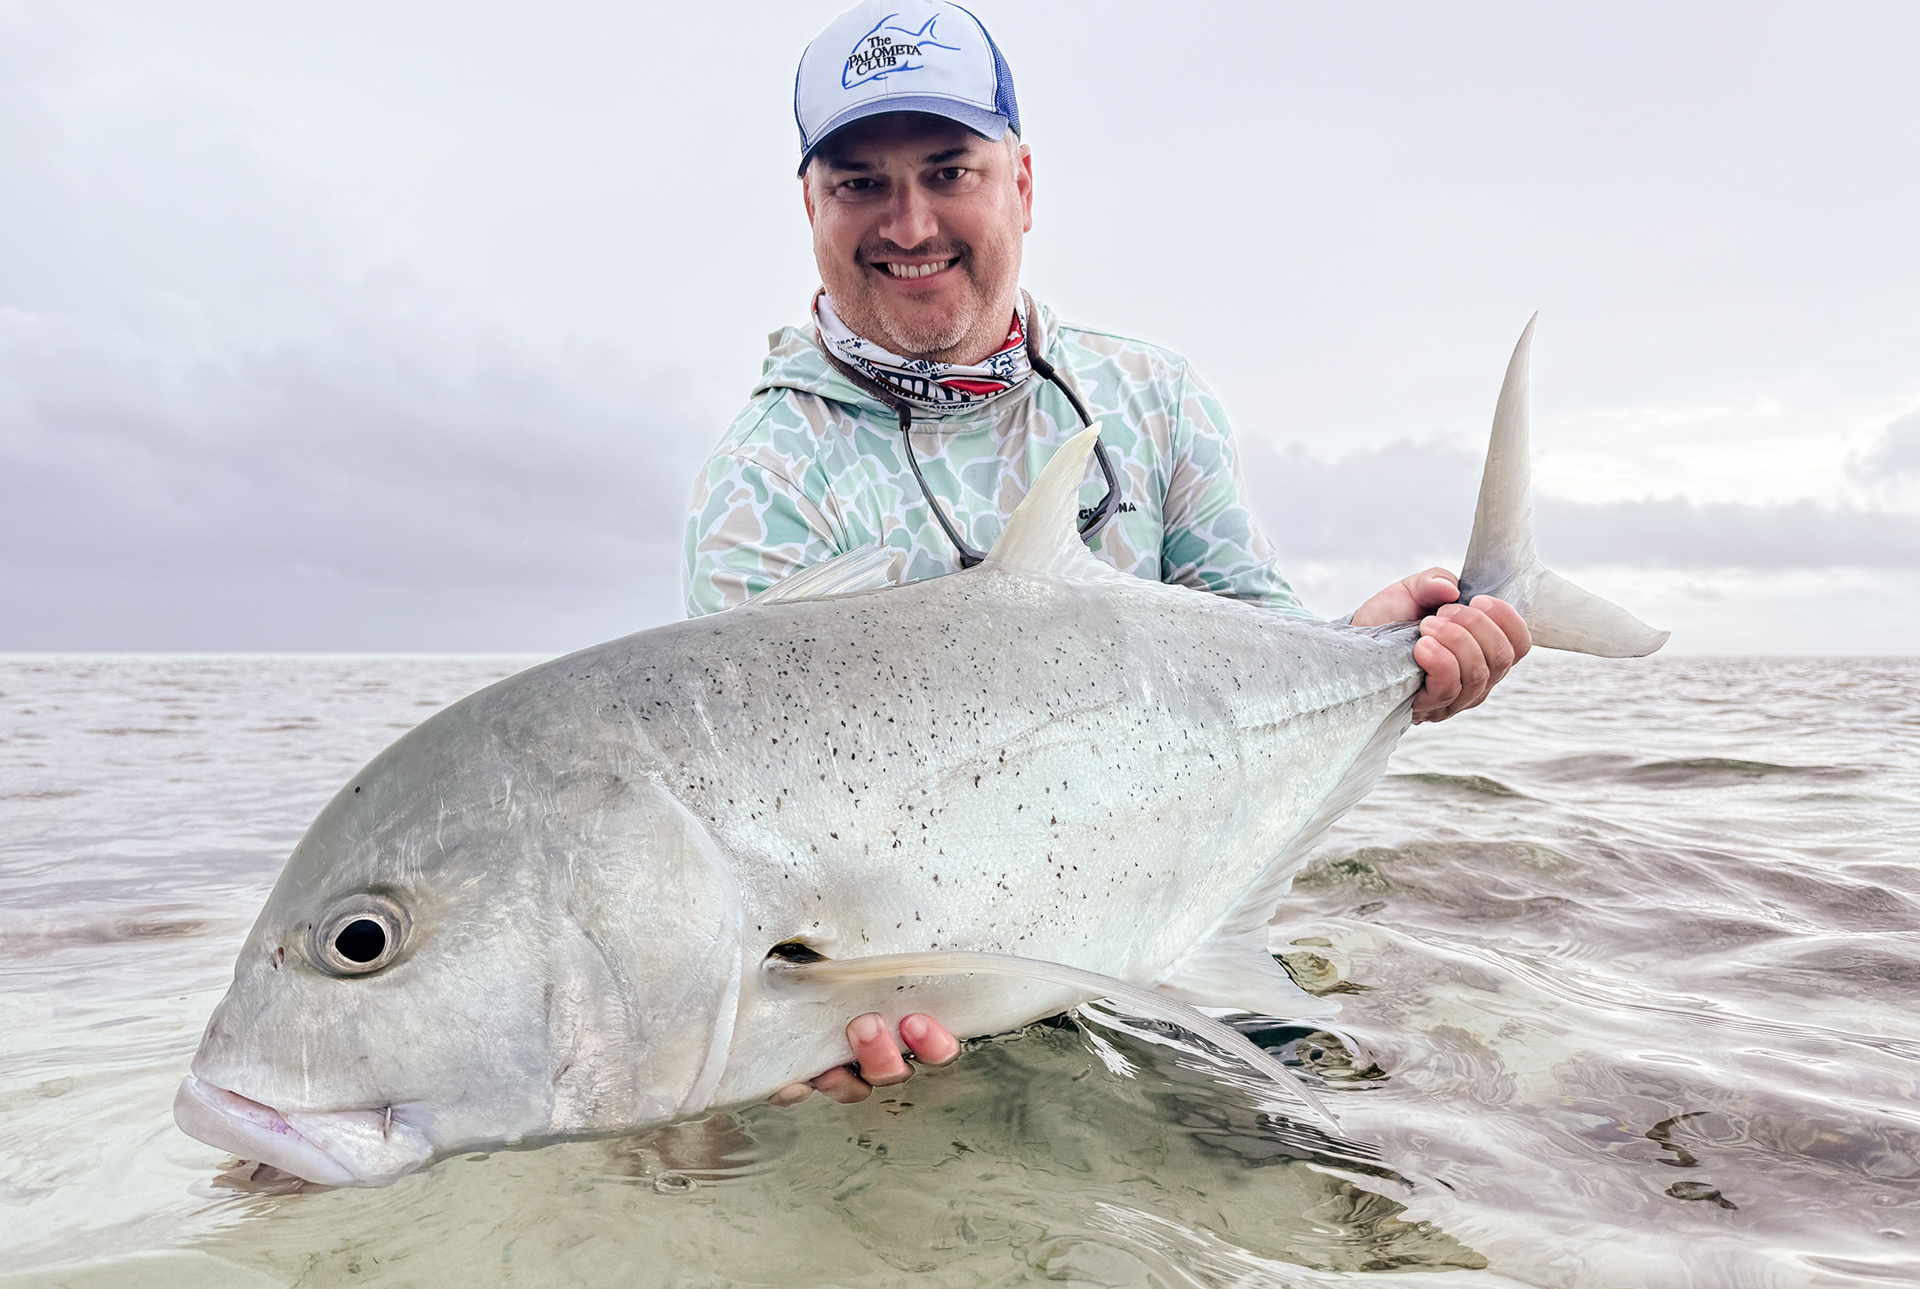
767, 1013, 961, 1106
1351, 568, 1531, 723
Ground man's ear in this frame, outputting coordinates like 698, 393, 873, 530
802, 170, 817, 227
1016, 147, 1034, 234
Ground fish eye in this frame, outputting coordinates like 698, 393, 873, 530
335, 918, 386, 962
314, 894, 409, 976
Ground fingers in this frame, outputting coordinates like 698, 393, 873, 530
900, 1013, 961, 1066
1357, 581, 1529, 722
1411, 633, 1461, 722
1414, 597, 1529, 722
845, 1012, 912, 1086
1352, 568, 1461, 629
1404, 567, 1462, 614
809, 1064, 873, 1104
767, 1012, 958, 1107
1438, 603, 1513, 685
1419, 616, 1488, 719
1471, 595, 1532, 662
767, 1082, 812, 1106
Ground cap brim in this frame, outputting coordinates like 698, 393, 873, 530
798, 96, 1009, 175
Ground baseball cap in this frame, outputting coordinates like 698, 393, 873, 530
794, 1, 1020, 175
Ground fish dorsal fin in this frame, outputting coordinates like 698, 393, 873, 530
983, 428, 1129, 584
747, 543, 898, 606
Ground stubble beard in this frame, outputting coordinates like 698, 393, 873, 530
834, 267, 977, 359
868, 301, 975, 359
827, 246, 1019, 363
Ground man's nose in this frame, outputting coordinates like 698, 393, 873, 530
876, 181, 939, 251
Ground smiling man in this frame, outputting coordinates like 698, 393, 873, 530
683, 0, 1530, 1104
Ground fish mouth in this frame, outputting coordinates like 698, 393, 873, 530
173, 1075, 433, 1188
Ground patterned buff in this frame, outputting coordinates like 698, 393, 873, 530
813, 291, 1032, 413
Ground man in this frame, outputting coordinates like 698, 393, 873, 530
683, 1, 1530, 1106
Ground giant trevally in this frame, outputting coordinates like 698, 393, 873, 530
174, 319, 1666, 1187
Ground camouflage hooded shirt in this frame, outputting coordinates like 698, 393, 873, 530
682, 297, 1309, 619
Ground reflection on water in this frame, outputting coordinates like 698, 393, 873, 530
173, 1017, 1491, 1287
2, 654, 1918, 1287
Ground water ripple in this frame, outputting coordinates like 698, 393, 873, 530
2, 653, 1917, 1287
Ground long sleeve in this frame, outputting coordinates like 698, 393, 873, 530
1158, 367, 1312, 616
683, 450, 842, 618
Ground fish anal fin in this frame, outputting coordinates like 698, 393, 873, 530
1163, 688, 1413, 998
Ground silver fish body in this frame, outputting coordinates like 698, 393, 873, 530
176, 321, 1666, 1186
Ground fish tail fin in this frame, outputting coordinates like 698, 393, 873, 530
1457, 315, 1669, 658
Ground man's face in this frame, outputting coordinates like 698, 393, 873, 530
804, 113, 1033, 363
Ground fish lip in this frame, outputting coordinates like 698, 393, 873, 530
173, 1075, 360, 1186
172, 1075, 427, 1188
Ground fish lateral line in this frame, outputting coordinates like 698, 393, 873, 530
761, 947, 1337, 1129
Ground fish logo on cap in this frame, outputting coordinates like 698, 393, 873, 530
843, 13, 963, 89
795, 1, 1022, 174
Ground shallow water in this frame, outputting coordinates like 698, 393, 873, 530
2, 653, 1917, 1288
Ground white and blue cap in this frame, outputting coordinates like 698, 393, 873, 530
794, 1, 1020, 175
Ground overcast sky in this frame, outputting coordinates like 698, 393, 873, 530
2, 0, 1916, 654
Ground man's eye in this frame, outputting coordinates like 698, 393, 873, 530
934, 167, 966, 182
842, 177, 880, 193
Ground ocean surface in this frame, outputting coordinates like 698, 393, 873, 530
2, 653, 1917, 1289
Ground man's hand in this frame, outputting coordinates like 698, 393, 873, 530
1351, 568, 1531, 723
767, 1012, 962, 1106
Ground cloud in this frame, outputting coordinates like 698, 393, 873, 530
1850, 409, 1920, 484
1241, 435, 1920, 572
0, 9, 709, 652
10, 331, 1915, 651
4, 1, 1918, 653
0, 300, 710, 651
1240, 438, 1478, 566
1540, 495, 1920, 570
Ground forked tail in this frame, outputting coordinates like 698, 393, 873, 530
1458, 316, 1669, 657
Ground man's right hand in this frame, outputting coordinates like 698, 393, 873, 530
768, 1012, 961, 1106
1352, 567, 1530, 722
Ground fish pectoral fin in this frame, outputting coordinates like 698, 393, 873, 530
764, 948, 1336, 1128
1154, 927, 1341, 1020
982, 427, 1133, 585
748, 543, 899, 606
